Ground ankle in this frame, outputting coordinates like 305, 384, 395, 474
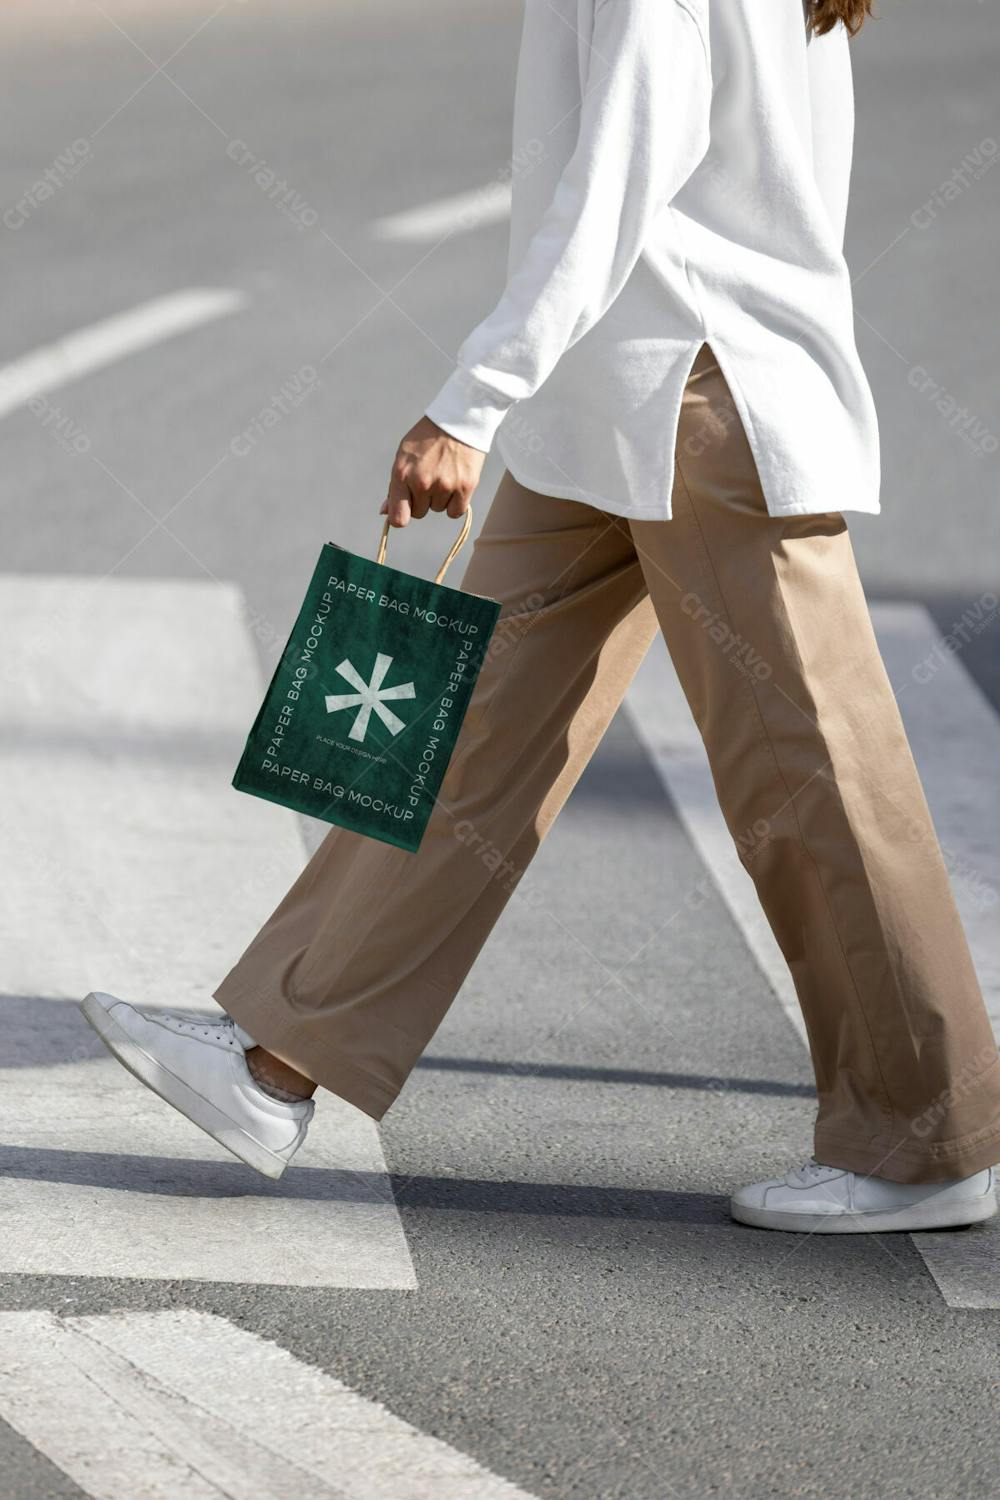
245, 1045, 316, 1101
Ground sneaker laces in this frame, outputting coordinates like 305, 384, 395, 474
156, 1011, 244, 1047
788, 1159, 834, 1186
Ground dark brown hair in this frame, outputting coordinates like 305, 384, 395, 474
810, 0, 873, 37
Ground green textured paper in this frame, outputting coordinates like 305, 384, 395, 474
233, 540, 500, 852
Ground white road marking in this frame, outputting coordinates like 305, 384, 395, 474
909, 1226, 1000, 1310
625, 604, 1000, 1308
0, 1310, 536, 1500
873, 603, 1000, 1031
0, 575, 415, 1288
0, 289, 246, 419
369, 180, 511, 243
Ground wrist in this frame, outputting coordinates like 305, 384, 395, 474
425, 367, 511, 454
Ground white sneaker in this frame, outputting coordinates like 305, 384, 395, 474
80, 992, 314, 1180
730, 1159, 997, 1233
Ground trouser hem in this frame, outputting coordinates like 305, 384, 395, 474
814, 1125, 1000, 1184
213, 980, 399, 1121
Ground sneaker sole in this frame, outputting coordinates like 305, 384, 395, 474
80, 992, 292, 1180
730, 1192, 998, 1234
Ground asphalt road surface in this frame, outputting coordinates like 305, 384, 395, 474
1, 1, 999, 1496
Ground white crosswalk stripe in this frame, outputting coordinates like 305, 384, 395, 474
625, 603, 1000, 1308
0, 290, 246, 419
369, 181, 511, 243
873, 603, 1000, 1031
0, 575, 415, 1289
0, 1310, 536, 1499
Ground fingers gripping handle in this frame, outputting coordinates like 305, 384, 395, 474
377, 508, 473, 585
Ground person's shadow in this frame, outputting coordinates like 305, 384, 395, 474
2, 994, 729, 1222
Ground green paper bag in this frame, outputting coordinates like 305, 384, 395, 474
233, 511, 500, 853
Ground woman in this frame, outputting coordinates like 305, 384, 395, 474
84, 0, 1000, 1232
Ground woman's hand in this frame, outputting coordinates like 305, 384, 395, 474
381, 417, 486, 527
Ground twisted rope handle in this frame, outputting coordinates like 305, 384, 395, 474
377, 508, 473, 585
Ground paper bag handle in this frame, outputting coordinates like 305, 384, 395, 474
376, 508, 473, 585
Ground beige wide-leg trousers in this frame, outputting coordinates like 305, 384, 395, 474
215, 345, 1000, 1184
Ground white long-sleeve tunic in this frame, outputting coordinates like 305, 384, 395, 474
424, 0, 881, 521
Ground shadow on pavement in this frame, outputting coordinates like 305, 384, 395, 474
0, 1145, 730, 1223
417, 1053, 815, 1097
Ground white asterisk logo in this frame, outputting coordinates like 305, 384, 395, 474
323, 653, 416, 743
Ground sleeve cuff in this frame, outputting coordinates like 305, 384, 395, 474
424, 367, 513, 454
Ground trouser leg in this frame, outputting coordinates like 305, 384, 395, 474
214, 472, 656, 1116
631, 348, 1000, 1183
